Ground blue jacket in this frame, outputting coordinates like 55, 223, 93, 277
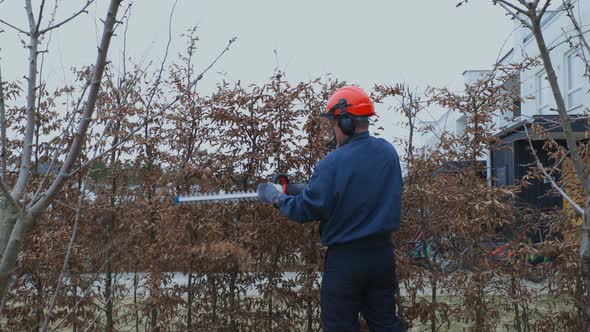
277, 131, 403, 247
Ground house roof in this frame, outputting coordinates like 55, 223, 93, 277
462, 69, 492, 75
495, 115, 589, 145
433, 160, 487, 175
497, 48, 514, 65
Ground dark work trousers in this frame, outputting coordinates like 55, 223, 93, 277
321, 233, 405, 332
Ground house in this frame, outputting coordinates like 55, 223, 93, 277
422, 0, 590, 210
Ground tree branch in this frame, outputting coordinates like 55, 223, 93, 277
562, 0, 590, 55
548, 28, 590, 52
517, 0, 531, 7
29, 0, 123, 217
13, 0, 41, 200
67, 37, 237, 178
0, 179, 18, 212
40, 178, 86, 332
0, 63, 6, 181
0, 60, 12, 269
0, 213, 32, 301
48, 234, 132, 332
495, 1, 533, 29
38, 0, 95, 35
538, 0, 553, 18
29, 82, 91, 204
82, 292, 117, 332
35, 0, 47, 33
24, 0, 36, 31
143, 0, 178, 110
495, 0, 530, 16
524, 125, 583, 215
0, 19, 29, 35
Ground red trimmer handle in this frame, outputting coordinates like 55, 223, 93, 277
271, 173, 289, 194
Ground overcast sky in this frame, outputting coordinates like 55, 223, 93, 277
0, 0, 515, 146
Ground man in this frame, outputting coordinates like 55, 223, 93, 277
257, 86, 405, 332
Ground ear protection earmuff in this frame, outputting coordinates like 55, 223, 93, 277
331, 98, 356, 136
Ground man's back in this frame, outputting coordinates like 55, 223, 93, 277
278, 131, 403, 246
320, 131, 403, 245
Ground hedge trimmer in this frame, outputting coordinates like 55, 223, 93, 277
174, 174, 306, 205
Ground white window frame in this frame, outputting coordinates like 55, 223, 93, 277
500, 75, 520, 123
535, 70, 549, 114
456, 115, 467, 136
565, 50, 584, 111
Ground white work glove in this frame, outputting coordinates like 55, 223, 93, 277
256, 183, 284, 206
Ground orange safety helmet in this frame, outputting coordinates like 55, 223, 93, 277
323, 86, 375, 118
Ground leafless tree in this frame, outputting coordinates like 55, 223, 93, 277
463, 0, 590, 328
373, 83, 426, 162
0, 0, 123, 303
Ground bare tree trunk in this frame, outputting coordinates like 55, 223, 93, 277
474, 275, 484, 331
582, 197, 590, 331
305, 275, 314, 332
530, 12, 590, 331
0, 2, 40, 264
0, 213, 32, 299
408, 121, 414, 161
40, 186, 84, 332
431, 274, 437, 332
13, 0, 40, 201
531, 18, 590, 195
105, 184, 116, 331
229, 265, 238, 332
0, 205, 15, 262
134, 270, 139, 332
514, 302, 522, 332
0, 0, 122, 303
396, 279, 404, 328
105, 141, 119, 332
511, 276, 522, 332
105, 256, 113, 332
35, 267, 43, 331
523, 301, 530, 332
187, 272, 193, 329
72, 282, 77, 332
150, 300, 158, 330
210, 274, 218, 326
0, 64, 7, 181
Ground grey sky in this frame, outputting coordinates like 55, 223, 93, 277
0, 0, 514, 146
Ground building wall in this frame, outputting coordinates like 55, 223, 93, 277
493, 48, 519, 129
492, 143, 514, 187
517, 1, 590, 118
420, 1, 589, 168
419, 70, 491, 154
